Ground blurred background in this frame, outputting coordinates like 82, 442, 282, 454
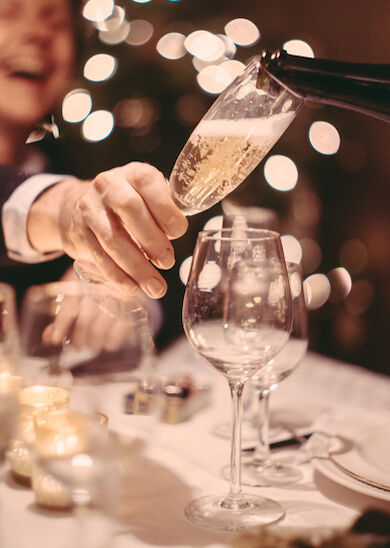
33, 0, 390, 374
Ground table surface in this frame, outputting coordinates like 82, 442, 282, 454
2, 336, 390, 548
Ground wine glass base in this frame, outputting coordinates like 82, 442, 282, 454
184, 493, 285, 531
221, 456, 303, 487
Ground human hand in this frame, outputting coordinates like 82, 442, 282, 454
30, 162, 188, 299
42, 292, 133, 354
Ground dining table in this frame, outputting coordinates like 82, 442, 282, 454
2, 335, 390, 548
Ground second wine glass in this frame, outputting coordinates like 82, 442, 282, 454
236, 262, 308, 486
182, 228, 292, 531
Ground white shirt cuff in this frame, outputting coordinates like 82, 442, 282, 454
2, 173, 67, 263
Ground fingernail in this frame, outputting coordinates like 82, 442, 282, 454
145, 277, 166, 298
166, 216, 187, 238
158, 248, 175, 269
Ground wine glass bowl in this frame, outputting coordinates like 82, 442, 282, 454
169, 57, 302, 216
241, 262, 308, 486
182, 228, 292, 531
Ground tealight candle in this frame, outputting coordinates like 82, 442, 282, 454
8, 385, 70, 481
32, 409, 109, 509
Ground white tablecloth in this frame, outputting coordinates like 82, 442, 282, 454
2, 337, 390, 548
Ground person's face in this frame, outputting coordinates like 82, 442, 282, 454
0, 0, 76, 132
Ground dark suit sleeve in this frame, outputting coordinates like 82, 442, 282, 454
0, 166, 29, 265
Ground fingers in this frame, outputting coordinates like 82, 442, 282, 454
77, 202, 168, 298
61, 162, 188, 298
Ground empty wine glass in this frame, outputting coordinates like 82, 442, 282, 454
224, 262, 308, 486
182, 228, 292, 531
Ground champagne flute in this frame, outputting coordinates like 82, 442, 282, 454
226, 262, 308, 486
74, 56, 302, 284
182, 228, 292, 531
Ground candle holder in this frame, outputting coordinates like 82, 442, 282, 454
32, 409, 109, 510
7, 385, 69, 482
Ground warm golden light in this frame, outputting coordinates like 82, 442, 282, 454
83, 54, 117, 82
309, 121, 341, 155
82, 110, 114, 142
185, 30, 225, 62
126, 19, 154, 46
99, 20, 130, 45
328, 267, 352, 302
304, 273, 331, 310
224, 18, 260, 46
300, 237, 322, 274
156, 32, 186, 59
339, 238, 368, 275
179, 256, 192, 285
83, 0, 114, 22
282, 39, 314, 58
95, 5, 125, 32
196, 65, 232, 94
264, 155, 298, 191
281, 234, 303, 264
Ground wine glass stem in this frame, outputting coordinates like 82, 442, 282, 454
222, 381, 246, 510
253, 388, 271, 465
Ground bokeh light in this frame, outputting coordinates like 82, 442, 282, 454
174, 93, 207, 125
304, 273, 331, 310
203, 215, 223, 230
179, 256, 192, 285
62, 89, 92, 123
83, 54, 117, 82
309, 121, 341, 155
82, 110, 114, 142
95, 5, 125, 32
300, 237, 322, 274
126, 19, 154, 46
156, 32, 186, 59
328, 267, 352, 302
281, 234, 303, 264
339, 238, 368, 275
184, 31, 225, 62
218, 34, 237, 58
292, 188, 322, 227
220, 60, 245, 80
99, 20, 130, 45
113, 97, 160, 129
83, 0, 114, 22
197, 65, 232, 94
264, 155, 298, 191
282, 39, 315, 58
224, 18, 260, 46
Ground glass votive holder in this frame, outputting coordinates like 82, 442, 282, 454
7, 385, 70, 482
0, 372, 22, 458
32, 409, 109, 509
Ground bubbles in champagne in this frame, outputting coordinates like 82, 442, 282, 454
169, 112, 295, 215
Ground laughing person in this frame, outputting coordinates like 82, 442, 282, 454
0, 0, 188, 299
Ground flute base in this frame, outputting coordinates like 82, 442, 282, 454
184, 493, 285, 531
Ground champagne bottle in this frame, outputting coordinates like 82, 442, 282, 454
260, 49, 390, 123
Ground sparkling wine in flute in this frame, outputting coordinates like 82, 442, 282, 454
169, 55, 303, 216
169, 113, 295, 216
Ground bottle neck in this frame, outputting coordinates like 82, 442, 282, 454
261, 49, 390, 123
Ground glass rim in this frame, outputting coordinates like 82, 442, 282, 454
198, 227, 281, 242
